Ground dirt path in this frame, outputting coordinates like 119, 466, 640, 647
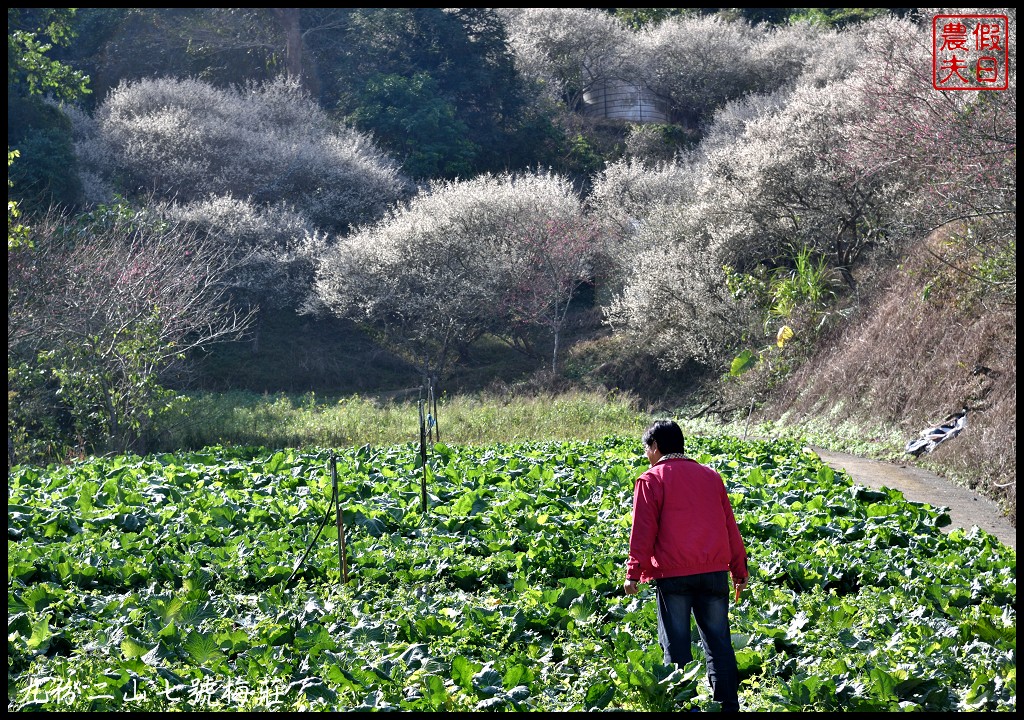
810, 447, 1015, 550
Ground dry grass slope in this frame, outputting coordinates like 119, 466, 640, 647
757, 238, 1016, 527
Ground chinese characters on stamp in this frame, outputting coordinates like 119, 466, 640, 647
932, 14, 1009, 90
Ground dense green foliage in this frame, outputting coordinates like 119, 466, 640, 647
8, 435, 1015, 711
7, 9, 89, 212
7, 9, 90, 101
323, 8, 531, 179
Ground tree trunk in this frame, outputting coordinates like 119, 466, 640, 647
250, 308, 263, 355
551, 329, 560, 374
272, 8, 303, 81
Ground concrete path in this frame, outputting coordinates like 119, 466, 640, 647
811, 447, 1015, 551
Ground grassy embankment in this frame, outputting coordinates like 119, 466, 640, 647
159, 388, 652, 453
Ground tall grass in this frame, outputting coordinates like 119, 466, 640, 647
158, 388, 651, 452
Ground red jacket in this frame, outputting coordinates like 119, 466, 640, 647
626, 456, 748, 584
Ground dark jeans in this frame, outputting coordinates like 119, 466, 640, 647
655, 571, 740, 712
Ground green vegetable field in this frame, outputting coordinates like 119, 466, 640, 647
7, 435, 1016, 711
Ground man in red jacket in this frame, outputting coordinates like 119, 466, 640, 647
623, 419, 748, 712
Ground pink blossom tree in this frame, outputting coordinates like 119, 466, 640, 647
8, 205, 252, 458
842, 11, 1016, 300
501, 218, 599, 373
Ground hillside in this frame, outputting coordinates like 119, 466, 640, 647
186, 230, 1016, 531
9, 9, 1012, 502
750, 237, 1016, 528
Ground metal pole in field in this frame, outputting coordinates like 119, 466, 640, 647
429, 377, 439, 442
331, 455, 348, 584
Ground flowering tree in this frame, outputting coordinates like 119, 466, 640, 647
8, 205, 251, 458
697, 71, 907, 274
498, 8, 634, 112
310, 170, 584, 380
500, 9, 866, 133
633, 14, 760, 127
70, 75, 411, 234
154, 196, 323, 314
500, 218, 599, 373
586, 157, 699, 276
842, 11, 1017, 301
598, 11, 1016, 378
604, 200, 755, 372
152, 196, 328, 352
746, 20, 860, 90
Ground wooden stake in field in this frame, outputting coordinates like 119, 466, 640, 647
418, 398, 428, 513
330, 456, 348, 584
285, 456, 348, 588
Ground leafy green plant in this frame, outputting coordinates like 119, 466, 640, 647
766, 246, 838, 321
8, 149, 32, 250
724, 246, 844, 397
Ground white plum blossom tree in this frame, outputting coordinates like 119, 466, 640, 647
155, 196, 323, 312
153, 196, 329, 352
633, 14, 761, 127
585, 156, 699, 286
310, 170, 589, 379
497, 8, 635, 112
604, 200, 756, 372
70, 75, 411, 234
696, 74, 906, 273
596, 16, 927, 373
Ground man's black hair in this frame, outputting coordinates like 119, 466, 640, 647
642, 419, 685, 454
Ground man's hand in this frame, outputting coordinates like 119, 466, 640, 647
733, 577, 748, 602
623, 579, 639, 596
